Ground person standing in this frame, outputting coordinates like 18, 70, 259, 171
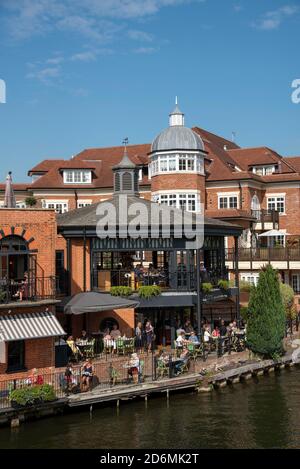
135, 321, 143, 351
145, 320, 154, 352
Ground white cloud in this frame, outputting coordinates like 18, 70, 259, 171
2, 0, 199, 41
252, 5, 298, 31
26, 66, 61, 84
133, 46, 158, 54
70, 51, 98, 62
128, 29, 153, 42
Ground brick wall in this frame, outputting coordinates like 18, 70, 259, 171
70, 238, 91, 294
71, 308, 135, 338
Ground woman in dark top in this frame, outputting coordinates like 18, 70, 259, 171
81, 359, 94, 392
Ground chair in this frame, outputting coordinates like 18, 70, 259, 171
125, 338, 135, 355
156, 359, 169, 379
85, 339, 95, 358
187, 343, 198, 361
116, 338, 125, 355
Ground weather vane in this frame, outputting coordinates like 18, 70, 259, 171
123, 137, 129, 147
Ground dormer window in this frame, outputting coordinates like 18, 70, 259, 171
251, 165, 276, 176
63, 170, 92, 184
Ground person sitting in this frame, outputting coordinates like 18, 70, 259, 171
13, 272, 29, 301
103, 330, 115, 353
176, 324, 185, 337
64, 362, 78, 394
174, 349, 190, 375
231, 320, 238, 333
81, 359, 94, 392
80, 330, 89, 341
184, 319, 194, 334
127, 353, 140, 384
175, 332, 187, 349
189, 331, 200, 345
66, 335, 83, 361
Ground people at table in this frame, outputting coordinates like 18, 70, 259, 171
127, 353, 140, 384
145, 320, 154, 351
176, 331, 188, 349
81, 359, 94, 392
176, 323, 185, 337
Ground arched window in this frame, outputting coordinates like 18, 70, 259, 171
0, 235, 28, 252
251, 195, 261, 219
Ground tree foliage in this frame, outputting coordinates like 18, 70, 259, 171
247, 265, 286, 358
280, 283, 295, 319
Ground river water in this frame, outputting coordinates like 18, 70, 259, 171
1, 368, 300, 449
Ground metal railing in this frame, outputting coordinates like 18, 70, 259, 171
93, 267, 229, 292
251, 209, 279, 227
0, 276, 57, 304
226, 247, 300, 262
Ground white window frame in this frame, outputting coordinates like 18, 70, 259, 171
252, 165, 276, 176
77, 200, 92, 208
292, 274, 300, 293
240, 273, 259, 286
218, 193, 239, 210
150, 152, 204, 176
153, 191, 200, 213
63, 170, 92, 184
43, 199, 68, 213
267, 195, 285, 214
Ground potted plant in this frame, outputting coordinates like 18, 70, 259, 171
201, 282, 213, 294
138, 285, 161, 299
217, 279, 230, 291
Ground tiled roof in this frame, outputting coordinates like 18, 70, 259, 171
227, 147, 295, 173
284, 157, 300, 172
0, 183, 29, 191
28, 159, 65, 174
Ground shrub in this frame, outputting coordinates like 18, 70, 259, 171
280, 283, 295, 318
218, 279, 230, 290
9, 384, 56, 407
110, 286, 133, 297
202, 282, 213, 294
138, 285, 161, 299
25, 196, 37, 207
239, 281, 253, 293
247, 265, 285, 358
240, 306, 249, 322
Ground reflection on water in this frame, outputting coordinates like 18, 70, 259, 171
1, 368, 300, 449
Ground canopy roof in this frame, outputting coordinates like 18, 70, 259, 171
258, 229, 290, 237
63, 291, 139, 315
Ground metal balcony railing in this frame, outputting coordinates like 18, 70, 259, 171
0, 276, 57, 304
251, 209, 279, 227
225, 247, 300, 262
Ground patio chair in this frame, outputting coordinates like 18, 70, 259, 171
187, 343, 198, 361
125, 338, 135, 355
85, 339, 95, 358
156, 359, 169, 379
116, 338, 125, 355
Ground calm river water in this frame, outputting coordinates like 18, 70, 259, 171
1, 368, 300, 449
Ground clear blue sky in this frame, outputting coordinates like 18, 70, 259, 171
0, 0, 300, 182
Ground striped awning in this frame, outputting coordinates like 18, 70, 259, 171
0, 311, 66, 342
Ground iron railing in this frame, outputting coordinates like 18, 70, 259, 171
226, 247, 300, 262
0, 276, 57, 304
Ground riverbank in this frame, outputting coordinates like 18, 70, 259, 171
1, 345, 299, 428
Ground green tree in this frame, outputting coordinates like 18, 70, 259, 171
247, 265, 285, 358
25, 196, 37, 207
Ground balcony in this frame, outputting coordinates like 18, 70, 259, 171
0, 276, 58, 306
251, 209, 279, 230
226, 247, 300, 262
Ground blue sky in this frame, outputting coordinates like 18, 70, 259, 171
0, 0, 300, 182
